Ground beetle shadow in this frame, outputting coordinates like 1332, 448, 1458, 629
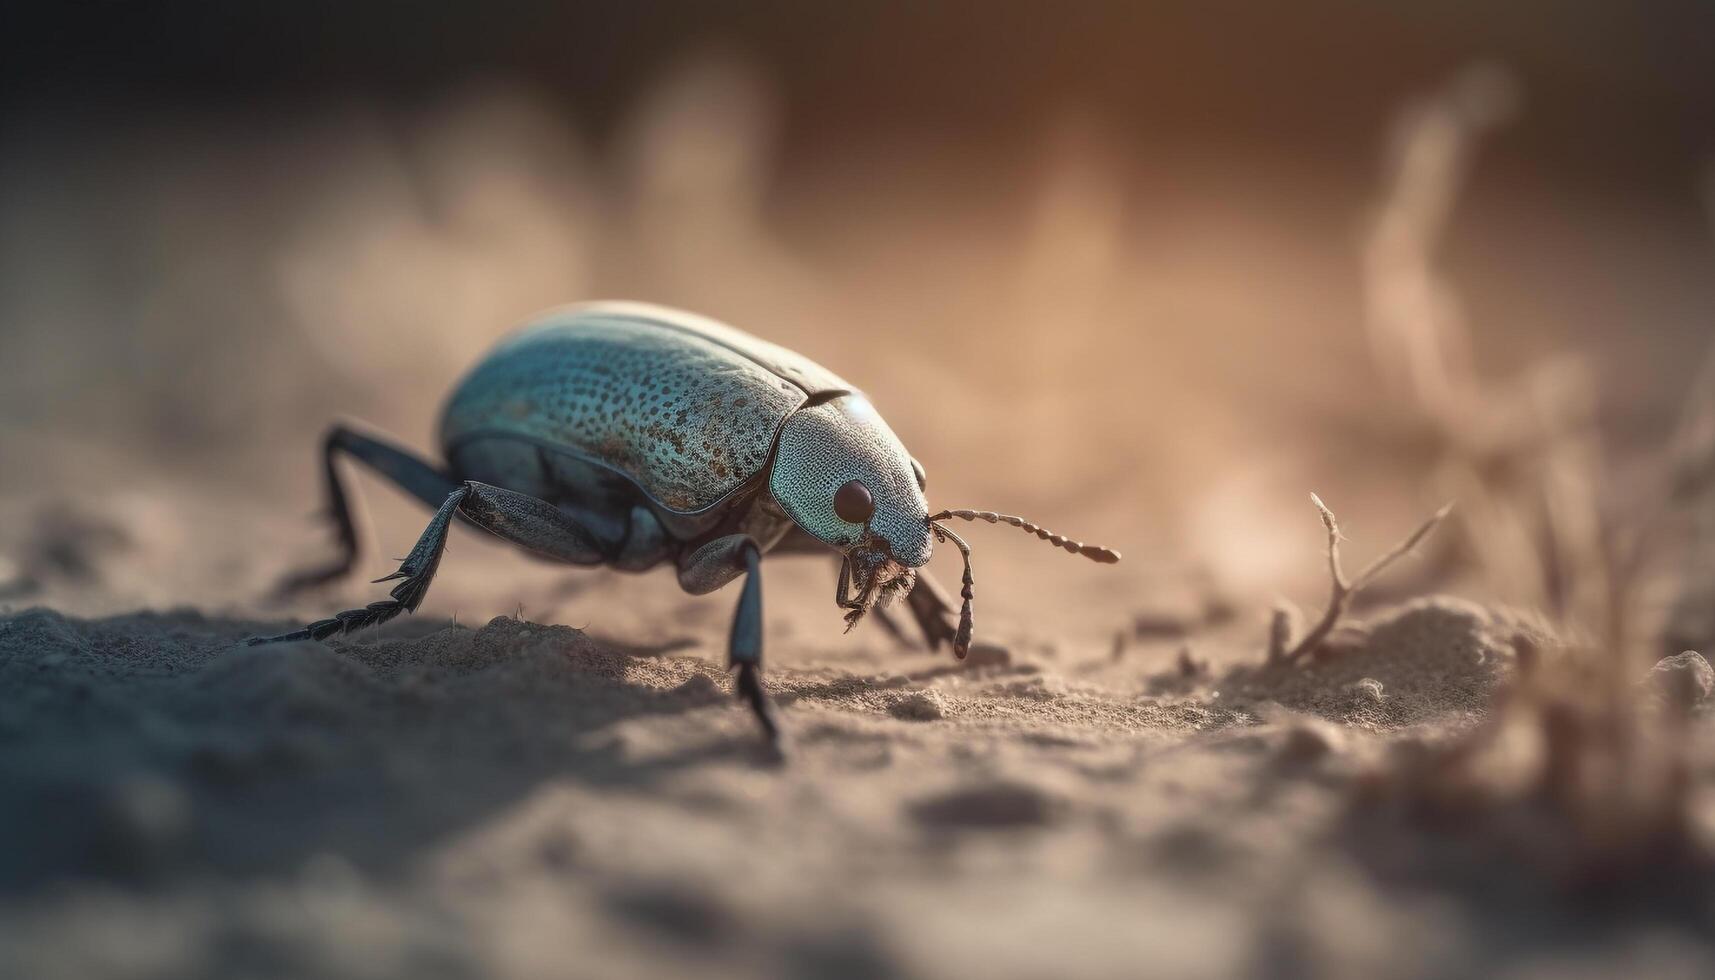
0, 608, 772, 896
583, 633, 702, 658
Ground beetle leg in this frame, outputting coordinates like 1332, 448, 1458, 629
249, 485, 468, 644
729, 546, 776, 742
677, 534, 779, 743
254, 481, 613, 645
833, 556, 955, 652
864, 600, 919, 648
866, 604, 915, 646
676, 534, 760, 595
834, 555, 853, 608
277, 422, 461, 595
903, 570, 961, 653
774, 536, 911, 646
611, 506, 671, 572
453, 482, 606, 564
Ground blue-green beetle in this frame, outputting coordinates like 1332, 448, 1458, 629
254, 302, 1119, 741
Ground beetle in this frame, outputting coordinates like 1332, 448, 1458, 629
252, 301, 1119, 741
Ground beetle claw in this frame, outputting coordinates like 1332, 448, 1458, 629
734, 663, 781, 744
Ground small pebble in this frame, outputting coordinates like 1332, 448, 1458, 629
890, 690, 947, 721
1643, 651, 1713, 710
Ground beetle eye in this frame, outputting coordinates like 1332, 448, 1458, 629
833, 479, 875, 524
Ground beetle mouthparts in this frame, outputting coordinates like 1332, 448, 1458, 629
843, 557, 915, 633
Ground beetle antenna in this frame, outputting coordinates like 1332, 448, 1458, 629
927, 510, 1121, 563
927, 521, 975, 658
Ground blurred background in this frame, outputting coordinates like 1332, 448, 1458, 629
7, 6, 1715, 978
2, 0, 1713, 622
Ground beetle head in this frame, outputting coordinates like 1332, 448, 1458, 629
769, 394, 931, 629
768, 394, 1124, 654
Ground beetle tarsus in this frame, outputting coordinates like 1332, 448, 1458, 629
248, 598, 410, 645
734, 663, 780, 744
727, 542, 780, 743
248, 487, 466, 645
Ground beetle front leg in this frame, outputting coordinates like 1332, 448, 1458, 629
730, 547, 774, 742
678, 534, 778, 743
904, 570, 961, 652
834, 555, 854, 610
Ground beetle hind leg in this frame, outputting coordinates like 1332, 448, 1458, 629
277, 422, 462, 595
453, 482, 606, 564
254, 481, 609, 645
250, 486, 468, 644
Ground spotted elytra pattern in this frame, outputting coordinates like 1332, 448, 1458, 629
441, 309, 823, 512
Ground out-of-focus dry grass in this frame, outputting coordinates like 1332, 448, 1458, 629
1340, 65, 1715, 898
1663, 169, 1715, 659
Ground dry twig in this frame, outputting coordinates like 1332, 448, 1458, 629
1277, 494, 1453, 663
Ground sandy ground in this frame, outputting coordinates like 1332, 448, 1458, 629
2, 502, 1712, 980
